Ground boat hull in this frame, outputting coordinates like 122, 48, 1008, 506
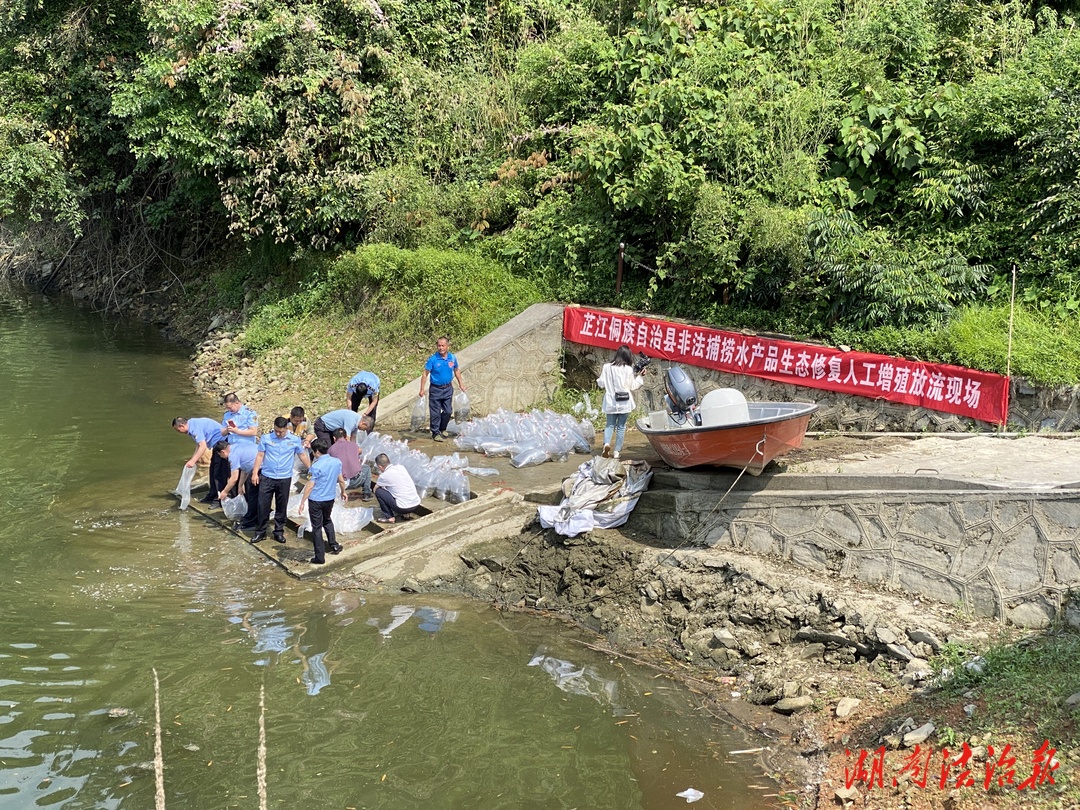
636, 402, 817, 474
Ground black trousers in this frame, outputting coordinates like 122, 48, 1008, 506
256, 476, 292, 538
308, 499, 336, 561
312, 417, 335, 446
428, 383, 453, 437
349, 390, 377, 426
375, 487, 419, 520
240, 477, 259, 527
209, 450, 230, 499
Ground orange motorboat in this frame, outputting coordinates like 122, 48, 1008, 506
636, 401, 817, 474
635, 368, 817, 474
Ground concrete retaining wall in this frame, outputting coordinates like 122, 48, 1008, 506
379, 302, 565, 427
630, 472, 1080, 628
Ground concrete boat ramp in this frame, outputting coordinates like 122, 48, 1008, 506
176, 432, 1080, 625
177, 430, 573, 585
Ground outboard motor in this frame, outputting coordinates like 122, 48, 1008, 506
664, 366, 701, 426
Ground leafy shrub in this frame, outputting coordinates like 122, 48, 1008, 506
326, 244, 540, 344
517, 18, 615, 125
238, 288, 324, 354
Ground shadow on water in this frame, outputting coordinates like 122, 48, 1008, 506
0, 284, 781, 809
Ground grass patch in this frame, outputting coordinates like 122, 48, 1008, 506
829, 304, 1080, 387
924, 630, 1080, 805
237, 244, 540, 357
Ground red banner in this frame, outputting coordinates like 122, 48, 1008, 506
563, 307, 1010, 424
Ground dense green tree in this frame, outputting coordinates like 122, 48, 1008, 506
2, 0, 1080, 361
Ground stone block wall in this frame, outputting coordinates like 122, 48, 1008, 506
631, 484, 1080, 628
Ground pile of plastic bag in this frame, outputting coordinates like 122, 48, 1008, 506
452, 409, 594, 468
287, 493, 373, 537
359, 432, 473, 503
410, 390, 471, 431
537, 457, 652, 537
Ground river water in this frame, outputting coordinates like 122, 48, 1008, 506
0, 284, 778, 809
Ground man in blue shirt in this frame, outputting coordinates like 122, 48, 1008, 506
250, 417, 311, 544
298, 438, 348, 565
345, 370, 381, 426
221, 392, 259, 445
213, 440, 259, 528
173, 416, 229, 505
419, 336, 466, 442
313, 408, 364, 446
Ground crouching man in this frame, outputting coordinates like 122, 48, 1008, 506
372, 453, 421, 524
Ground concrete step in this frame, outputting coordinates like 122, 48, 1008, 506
648, 469, 995, 494
272, 487, 535, 582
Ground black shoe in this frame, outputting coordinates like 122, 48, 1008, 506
237, 523, 258, 532
250, 533, 266, 544
329, 544, 343, 555
273, 534, 287, 544
309, 557, 326, 565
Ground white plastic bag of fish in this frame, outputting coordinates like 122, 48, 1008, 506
174, 465, 197, 510
221, 494, 247, 521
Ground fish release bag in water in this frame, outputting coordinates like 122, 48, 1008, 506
221, 494, 247, 521
174, 465, 197, 510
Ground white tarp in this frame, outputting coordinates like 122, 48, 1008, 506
536, 457, 652, 538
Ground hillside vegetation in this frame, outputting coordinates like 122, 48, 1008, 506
2, 0, 1079, 382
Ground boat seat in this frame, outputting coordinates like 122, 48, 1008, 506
699, 388, 750, 427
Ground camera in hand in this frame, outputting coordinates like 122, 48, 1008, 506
633, 352, 651, 374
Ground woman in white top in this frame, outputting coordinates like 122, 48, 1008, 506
596, 345, 646, 459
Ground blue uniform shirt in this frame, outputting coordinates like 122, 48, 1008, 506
258, 432, 305, 479
186, 417, 223, 449
227, 441, 258, 473
222, 405, 259, 444
425, 352, 458, 386
319, 409, 362, 434
308, 455, 343, 502
346, 371, 380, 395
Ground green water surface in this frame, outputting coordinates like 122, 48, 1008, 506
0, 284, 778, 809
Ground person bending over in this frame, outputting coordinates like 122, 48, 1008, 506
172, 416, 228, 505
312, 408, 364, 447
214, 440, 259, 527
328, 423, 373, 500
345, 370, 381, 426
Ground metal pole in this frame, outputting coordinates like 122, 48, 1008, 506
616, 243, 625, 295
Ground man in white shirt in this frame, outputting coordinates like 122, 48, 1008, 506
372, 453, 422, 524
